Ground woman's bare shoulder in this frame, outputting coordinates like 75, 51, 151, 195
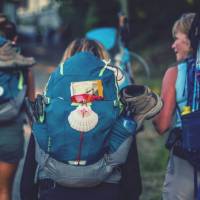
165, 65, 177, 75
163, 65, 177, 83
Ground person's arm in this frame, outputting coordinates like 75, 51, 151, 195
153, 66, 177, 134
26, 68, 35, 101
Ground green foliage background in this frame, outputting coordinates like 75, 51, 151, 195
54, 0, 200, 46
53, 0, 200, 81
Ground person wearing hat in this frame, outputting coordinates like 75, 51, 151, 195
153, 13, 200, 199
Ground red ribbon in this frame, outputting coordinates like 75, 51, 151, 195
71, 94, 103, 103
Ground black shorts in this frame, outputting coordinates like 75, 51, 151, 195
38, 179, 120, 200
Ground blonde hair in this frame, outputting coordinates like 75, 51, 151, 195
61, 38, 110, 62
172, 13, 195, 38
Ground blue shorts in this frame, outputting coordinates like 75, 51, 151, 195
0, 116, 24, 163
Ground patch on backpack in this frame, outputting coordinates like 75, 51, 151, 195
70, 80, 103, 98
68, 80, 103, 132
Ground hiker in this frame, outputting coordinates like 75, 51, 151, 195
153, 13, 200, 199
0, 14, 35, 200
21, 38, 136, 200
21, 39, 133, 200
20, 38, 162, 200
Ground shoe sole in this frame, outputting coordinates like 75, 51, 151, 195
145, 93, 163, 119
136, 93, 163, 131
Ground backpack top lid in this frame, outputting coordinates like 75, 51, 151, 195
0, 35, 36, 69
61, 51, 106, 75
86, 28, 117, 51
46, 51, 118, 101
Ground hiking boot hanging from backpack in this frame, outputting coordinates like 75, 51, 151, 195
0, 36, 35, 122
0, 40, 36, 68
120, 84, 163, 130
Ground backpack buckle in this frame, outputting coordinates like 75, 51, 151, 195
68, 160, 87, 166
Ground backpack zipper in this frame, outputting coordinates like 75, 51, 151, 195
47, 136, 52, 152
75, 106, 87, 165
76, 132, 84, 165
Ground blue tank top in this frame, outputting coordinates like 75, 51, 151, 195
175, 62, 188, 127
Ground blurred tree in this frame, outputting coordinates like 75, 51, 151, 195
2, 0, 25, 5
53, 0, 200, 49
119, 0, 128, 16
0, 0, 25, 22
53, 0, 90, 45
0, 0, 4, 12
128, 0, 200, 48
53, 0, 120, 40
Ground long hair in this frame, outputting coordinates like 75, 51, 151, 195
61, 38, 110, 62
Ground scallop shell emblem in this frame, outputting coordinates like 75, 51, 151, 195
68, 105, 98, 132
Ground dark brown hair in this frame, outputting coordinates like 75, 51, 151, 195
0, 13, 17, 40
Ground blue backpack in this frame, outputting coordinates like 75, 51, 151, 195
0, 69, 27, 121
0, 36, 27, 122
33, 52, 136, 187
0, 70, 24, 103
33, 52, 121, 164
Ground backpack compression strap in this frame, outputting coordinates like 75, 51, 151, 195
59, 61, 65, 75
187, 12, 200, 111
99, 59, 121, 108
18, 71, 24, 90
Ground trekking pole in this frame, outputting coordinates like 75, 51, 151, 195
24, 97, 36, 124
117, 12, 136, 84
118, 12, 130, 48
118, 12, 150, 79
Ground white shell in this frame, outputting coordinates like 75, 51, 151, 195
68, 105, 98, 132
